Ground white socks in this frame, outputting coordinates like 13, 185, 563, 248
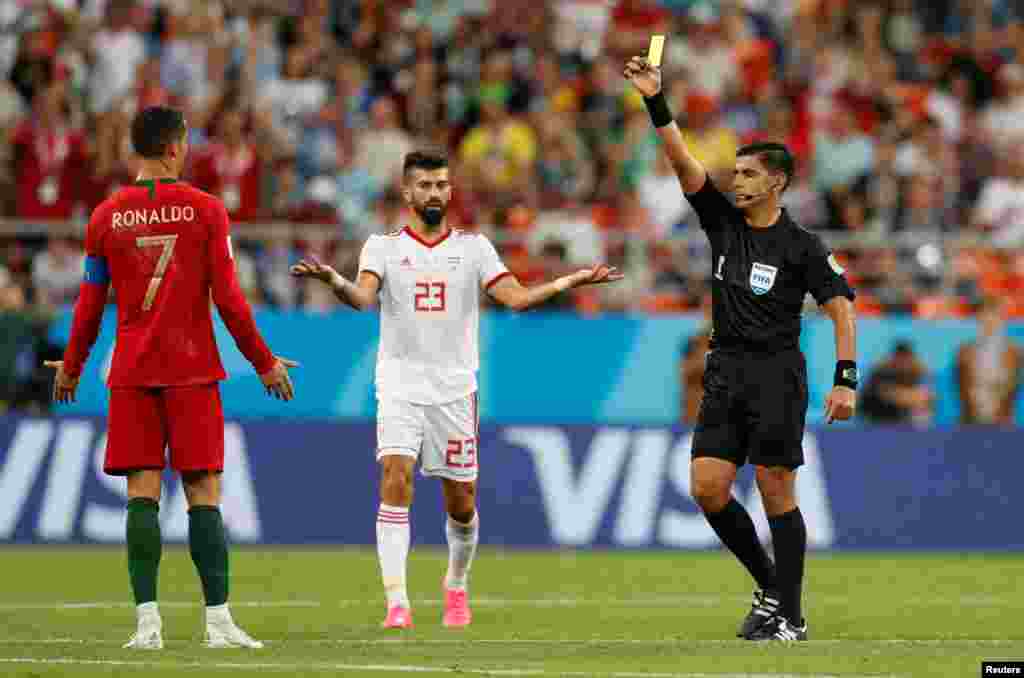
445, 512, 479, 591
137, 601, 160, 625
376, 504, 479, 604
205, 603, 232, 625
376, 504, 411, 608
145, 601, 228, 627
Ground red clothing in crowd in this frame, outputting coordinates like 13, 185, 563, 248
11, 121, 86, 219
611, 1, 670, 32
189, 143, 264, 222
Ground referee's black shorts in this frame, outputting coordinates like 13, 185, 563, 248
692, 347, 808, 469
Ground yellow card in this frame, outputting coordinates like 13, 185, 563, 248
647, 35, 665, 68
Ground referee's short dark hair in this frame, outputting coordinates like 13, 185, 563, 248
737, 142, 795, 192
131, 107, 187, 159
403, 149, 448, 177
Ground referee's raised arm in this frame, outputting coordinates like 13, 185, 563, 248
623, 56, 706, 195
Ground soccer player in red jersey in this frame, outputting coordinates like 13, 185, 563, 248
44, 107, 297, 650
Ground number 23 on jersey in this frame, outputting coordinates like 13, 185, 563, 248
414, 280, 446, 312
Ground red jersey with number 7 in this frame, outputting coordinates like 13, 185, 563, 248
62, 178, 276, 387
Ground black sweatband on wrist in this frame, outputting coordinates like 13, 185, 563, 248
644, 91, 674, 128
834, 360, 858, 389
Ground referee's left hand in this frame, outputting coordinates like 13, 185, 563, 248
824, 386, 856, 423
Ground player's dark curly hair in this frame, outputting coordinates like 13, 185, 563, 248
403, 149, 448, 177
736, 142, 795, 192
130, 107, 187, 159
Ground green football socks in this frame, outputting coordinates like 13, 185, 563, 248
188, 505, 229, 606
126, 497, 162, 605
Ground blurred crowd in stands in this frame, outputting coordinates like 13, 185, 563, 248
2, 0, 1024, 411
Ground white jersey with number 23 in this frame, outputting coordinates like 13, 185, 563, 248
358, 226, 511, 405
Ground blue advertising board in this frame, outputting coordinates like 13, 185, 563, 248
1, 415, 1021, 550
46, 308, 1024, 426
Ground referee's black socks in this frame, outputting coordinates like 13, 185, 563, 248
768, 507, 807, 626
705, 498, 777, 592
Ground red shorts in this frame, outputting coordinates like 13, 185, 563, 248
105, 383, 225, 476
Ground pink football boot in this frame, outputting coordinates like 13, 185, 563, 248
381, 606, 413, 629
442, 588, 472, 628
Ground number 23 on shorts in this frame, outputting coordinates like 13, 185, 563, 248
445, 438, 476, 468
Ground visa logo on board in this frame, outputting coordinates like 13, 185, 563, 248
0, 419, 262, 543
504, 428, 834, 548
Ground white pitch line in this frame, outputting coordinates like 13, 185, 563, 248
0, 595, 1015, 611
0, 657, 902, 678
0, 601, 321, 610
0, 639, 86, 645
310, 638, 1021, 646
0, 598, 718, 610
0, 638, 1017, 647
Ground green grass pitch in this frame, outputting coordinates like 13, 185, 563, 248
0, 548, 1020, 677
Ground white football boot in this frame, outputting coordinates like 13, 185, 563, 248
204, 605, 264, 648
123, 604, 163, 649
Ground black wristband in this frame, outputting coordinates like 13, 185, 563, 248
834, 360, 858, 389
643, 91, 674, 128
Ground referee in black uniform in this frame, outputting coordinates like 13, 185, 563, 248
624, 56, 858, 642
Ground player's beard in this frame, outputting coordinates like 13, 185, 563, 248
416, 202, 446, 228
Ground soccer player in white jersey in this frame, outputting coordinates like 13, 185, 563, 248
291, 150, 622, 629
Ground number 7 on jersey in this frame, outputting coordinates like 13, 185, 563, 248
136, 234, 178, 310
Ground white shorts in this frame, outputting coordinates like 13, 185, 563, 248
376, 392, 479, 482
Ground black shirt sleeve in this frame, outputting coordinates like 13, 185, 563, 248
684, 174, 738, 238
804, 232, 856, 305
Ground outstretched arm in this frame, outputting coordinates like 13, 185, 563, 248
46, 255, 109, 402
822, 296, 857, 423
62, 258, 109, 378
210, 206, 297, 400
487, 265, 622, 312
290, 258, 380, 311
623, 56, 707, 195
46, 210, 111, 403
210, 209, 277, 375
328, 270, 380, 311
